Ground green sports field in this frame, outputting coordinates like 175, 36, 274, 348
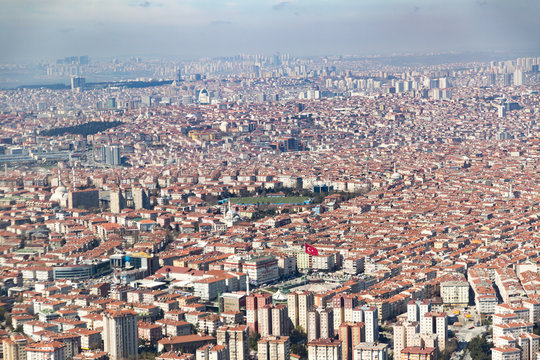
226, 196, 311, 205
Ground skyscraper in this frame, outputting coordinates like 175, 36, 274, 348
71, 76, 85, 91
103, 310, 138, 360
514, 70, 524, 86
102, 145, 122, 166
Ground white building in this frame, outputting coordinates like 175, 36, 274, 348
103, 310, 138, 360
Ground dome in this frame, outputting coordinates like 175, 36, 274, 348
50, 186, 68, 202
272, 289, 288, 302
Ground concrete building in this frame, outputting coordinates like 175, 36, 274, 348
257, 336, 290, 360
243, 257, 279, 285
343, 258, 365, 275
440, 281, 469, 305
3, 335, 29, 360
492, 347, 521, 360
68, 189, 99, 209
319, 308, 334, 340
216, 325, 248, 360
287, 292, 299, 329
103, 310, 138, 360
246, 293, 272, 334
339, 322, 365, 360
308, 310, 320, 342
271, 305, 289, 337
133, 187, 150, 210
26, 342, 66, 360
307, 338, 342, 360
393, 321, 420, 360
400, 347, 437, 360
298, 292, 315, 333
362, 307, 378, 343
353, 342, 388, 360
196, 344, 229, 360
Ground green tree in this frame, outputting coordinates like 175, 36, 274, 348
290, 326, 308, 360
249, 332, 261, 351
533, 322, 540, 336
467, 335, 492, 360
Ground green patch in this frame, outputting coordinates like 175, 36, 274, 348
228, 196, 311, 205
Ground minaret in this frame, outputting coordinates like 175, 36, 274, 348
57, 167, 62, 187
508, 182, 514, 199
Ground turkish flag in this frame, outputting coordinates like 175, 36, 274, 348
305, 243, 319, 256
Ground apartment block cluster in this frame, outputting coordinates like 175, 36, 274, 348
0, 54, 539, 360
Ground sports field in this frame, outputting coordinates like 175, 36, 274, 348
225, 196, 311, 205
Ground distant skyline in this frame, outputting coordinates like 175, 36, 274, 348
1, 0, 539, 62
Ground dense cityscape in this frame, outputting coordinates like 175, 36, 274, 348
0, 50, 539, 360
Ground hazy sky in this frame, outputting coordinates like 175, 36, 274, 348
1, 0, 539, 62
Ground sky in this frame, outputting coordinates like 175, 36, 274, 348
0, 0, 539, 62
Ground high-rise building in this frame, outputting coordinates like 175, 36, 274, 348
287, 292, 299, 329
110, 189, 125, 214
243, 257, 279, 285
247, 293, 272, 334
103, 310, 138, 360
298, 292, 314, 333
362, 306, 378, 343
102, 145, 122, 166
393, 321, 420, 360
307, 310, 320, 342
132, 187, 150, 210
271, 305, 289, 336
307, 338, 342, 360
435, 313, 448, 351
339, 322, 365, 360
333, 295, 345, 334
319, 308, 334, 340
216, 325, 249, 360
258, 305, 272, 337
514, 70, 524, 86
257, 336, 290, 360
108, 98, 117, 109
3, 334, 28, 360
71, 76, 85, 91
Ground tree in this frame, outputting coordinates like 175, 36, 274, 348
249, 332, 261, 351
290, 326, 308, 360
467, 335, 492, 360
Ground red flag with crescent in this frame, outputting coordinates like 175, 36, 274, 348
305, 243, 319, 256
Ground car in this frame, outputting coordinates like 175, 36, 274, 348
469, 326, 475, 329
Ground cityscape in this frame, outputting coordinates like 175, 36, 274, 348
1, 2, 540, 360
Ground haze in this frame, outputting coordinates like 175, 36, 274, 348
1, 0, 539, 62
